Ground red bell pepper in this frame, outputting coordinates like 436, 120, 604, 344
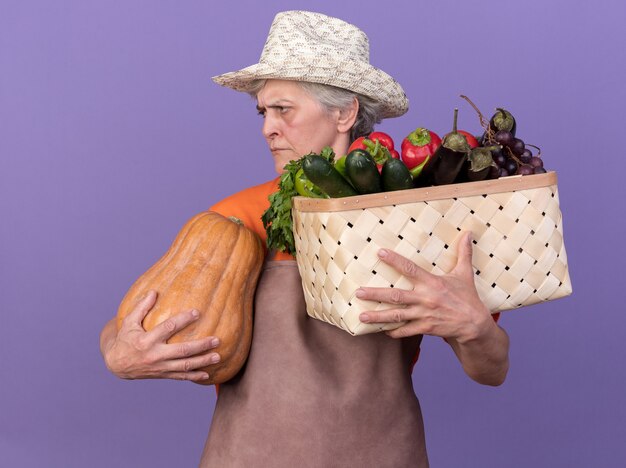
347, 131, 398, 171
401, 128, 442, 173
368, 131, 395, 152
347, 136, 368, 154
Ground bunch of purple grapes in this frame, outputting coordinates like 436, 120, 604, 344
488, 130, 545, 177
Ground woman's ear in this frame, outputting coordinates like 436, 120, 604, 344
337, 97, 359, 134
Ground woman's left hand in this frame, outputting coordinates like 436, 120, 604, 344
357, 231, 509, 385
357, 231, 491, 341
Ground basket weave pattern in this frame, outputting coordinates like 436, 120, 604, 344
292, 174, 572, 335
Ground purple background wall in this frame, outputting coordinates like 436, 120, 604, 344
1, 0, 624, 466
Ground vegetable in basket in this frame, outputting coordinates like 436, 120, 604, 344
400, 127, 442, 178
347, 131, 399, 170
489, 108, 517, 137
459, 95, 544, 177
416, 108, 472, 187
475, 107, 517, 146
381, 157, 414, 191
344, 149, 382, 194
302, 153, 358, 198
262, 156, 310, 256
457, 130, 480, 149
294, 168, 327, 198
369, 131, 400, 159
463, 146, 499, 182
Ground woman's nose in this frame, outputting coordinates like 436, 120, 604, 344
262, 113, 279, 140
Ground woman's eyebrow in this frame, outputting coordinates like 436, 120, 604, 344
256, 99, 294, 111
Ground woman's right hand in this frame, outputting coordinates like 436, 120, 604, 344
101, 290, 221, 382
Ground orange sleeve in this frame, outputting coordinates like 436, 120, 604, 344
210, 178, 294, 261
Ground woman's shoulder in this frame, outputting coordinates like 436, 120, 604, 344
210, 178, 279, 215
209, 178, 279, 242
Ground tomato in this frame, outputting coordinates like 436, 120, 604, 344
457, 130, 479, 149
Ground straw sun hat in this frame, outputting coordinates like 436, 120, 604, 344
212, 10, 409, 119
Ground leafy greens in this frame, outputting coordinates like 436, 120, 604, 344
261, 147, 335, 256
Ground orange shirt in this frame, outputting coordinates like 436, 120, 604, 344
210, 178, 293, 261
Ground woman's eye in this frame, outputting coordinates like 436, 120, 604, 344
257, 106, 289, 117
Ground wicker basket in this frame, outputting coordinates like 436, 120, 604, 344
292, 171, 572, 336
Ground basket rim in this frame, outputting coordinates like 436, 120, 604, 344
293, 171, 558, 213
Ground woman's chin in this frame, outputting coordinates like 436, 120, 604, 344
272, 153, 295, 174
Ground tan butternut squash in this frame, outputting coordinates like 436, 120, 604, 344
116, 211, 265, 385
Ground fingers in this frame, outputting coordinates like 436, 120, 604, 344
166, 371, 211, 382
377, 249, 426, 281
161, 339, 221, 382
359, 307, 427, 339
357, 287, 421, 330
385, 323, 423, 339
378, 231, 475, 281
453, 231, 475, 279
359, 307, 410, 324
160, 336, 221, 361
165, 351, 220, 375
149, 308, 202, 343
356, 286, 411, 306
124, 290, 158, 327
141, 336, 221, 382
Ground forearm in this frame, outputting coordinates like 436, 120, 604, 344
100, 317, 122, 375
448, 317, 510, 386
100, 317, 118, 357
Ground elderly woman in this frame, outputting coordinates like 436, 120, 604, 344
100, 11, 509, 467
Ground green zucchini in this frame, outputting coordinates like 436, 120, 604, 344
302, 155, 358, 198
381, 158, 413, 192
345, 149, 382, 194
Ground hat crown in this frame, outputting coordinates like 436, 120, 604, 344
259, 11, 370, 65
212, 10, 408, 118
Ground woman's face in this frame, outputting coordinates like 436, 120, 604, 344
256, 80, 349, 174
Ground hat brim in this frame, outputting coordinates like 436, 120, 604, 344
212, 59, 408, 119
